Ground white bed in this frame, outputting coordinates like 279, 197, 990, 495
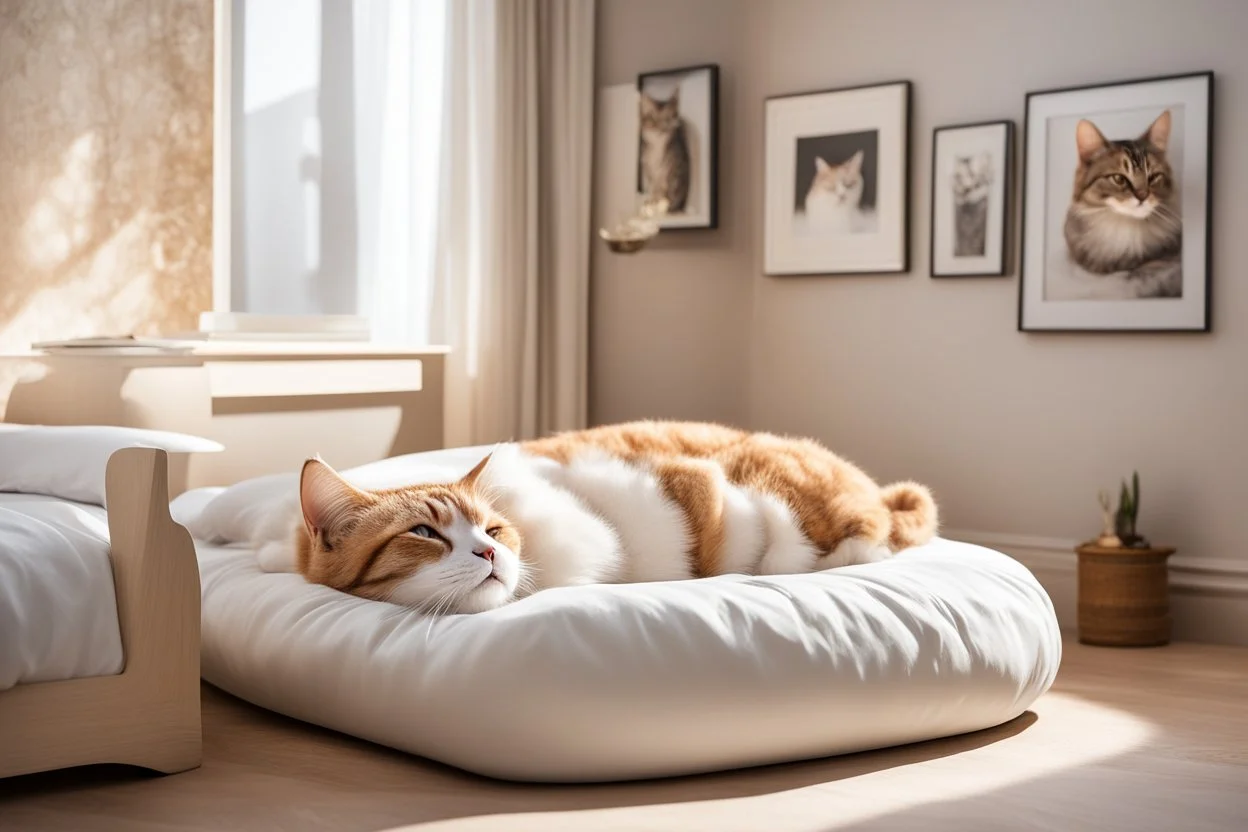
0, 426, 216, 779
0, 495, 123, 690
176, 446, 1064, 784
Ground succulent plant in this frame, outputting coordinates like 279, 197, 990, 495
1114, 471, 1148, 547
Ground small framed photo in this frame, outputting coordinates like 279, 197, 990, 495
930, 121, 1014, 277
637, 64, 719, 230
764, 80, 911, 276
1019, 71, 1214, 332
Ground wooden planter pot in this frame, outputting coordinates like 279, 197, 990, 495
1075, 543, 1176, 647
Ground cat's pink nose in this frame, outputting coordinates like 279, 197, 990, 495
474, 547, 495, 562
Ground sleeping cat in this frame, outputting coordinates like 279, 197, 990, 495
952, 152, 992, 257
802, 151, 877, 233
266, 421, 939, 615
1062, 110, 1182, 298
639, 89, 690, 213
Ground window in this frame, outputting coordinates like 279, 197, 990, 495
213, 0, 447, 342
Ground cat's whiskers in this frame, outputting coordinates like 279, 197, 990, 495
1151, 202, 1182, 228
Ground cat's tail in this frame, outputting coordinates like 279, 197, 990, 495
881, 481, 939, 550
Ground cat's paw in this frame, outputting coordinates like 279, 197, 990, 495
824, 537, 893, 569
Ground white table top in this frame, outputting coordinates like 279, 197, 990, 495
1, 342, 451, 362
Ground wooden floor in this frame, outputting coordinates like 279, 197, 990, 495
3, 638, 1247, 832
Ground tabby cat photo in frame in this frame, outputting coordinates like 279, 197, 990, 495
930, 121, 1013, 277
764, 80, 911, 276
636, 64, 718, 230
1019, 72, 1213, 332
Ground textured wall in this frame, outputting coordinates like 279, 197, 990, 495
0, 0, 213, 409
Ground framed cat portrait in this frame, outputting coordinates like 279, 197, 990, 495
930, 121, 1013, 277
636, 64, 719, 230
1019, 71, 1214, 332
764, 80, 911, 276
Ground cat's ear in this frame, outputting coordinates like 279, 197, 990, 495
460, 451, 494, 489
1075, 119, 1108, 163
667, 87, 680, 108
814, 156, 831, 173
300, 457, 370, 543
639, 93, 656, 116
1144, 110, 1171, 151
844, 150, 865, 176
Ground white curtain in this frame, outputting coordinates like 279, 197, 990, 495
352, 0, 594, 448
352, 0, 448, 347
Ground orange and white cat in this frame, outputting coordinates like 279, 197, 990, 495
261, 421, 938, 615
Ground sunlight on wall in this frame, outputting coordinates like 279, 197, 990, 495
0, 0, 214, 414
21, 132, 102, 271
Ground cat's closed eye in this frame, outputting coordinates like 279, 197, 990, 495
486, 526, 503, 538
1109, 174, 1130, 187
410, 524, 438, 539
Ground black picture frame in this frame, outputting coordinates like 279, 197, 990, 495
929, 120, 1014, 278
636, 63, 719, 231
762, 79, 912, 277
1018, 71, 1214, 333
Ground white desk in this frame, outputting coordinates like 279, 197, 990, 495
1, 343, 450, 494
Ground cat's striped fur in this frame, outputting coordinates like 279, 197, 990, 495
639, 90, 691, 213
1062, 110, 1182, 297
284, 421, 939, 614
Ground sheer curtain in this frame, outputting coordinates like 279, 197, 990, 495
352, 0, 447, 346
353, 0, 594, 448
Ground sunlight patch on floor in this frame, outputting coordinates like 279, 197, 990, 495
383, 692, 1155, 832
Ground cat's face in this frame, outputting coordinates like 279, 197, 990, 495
952, 152, 992, 200
640, 90, 681, 132
297, 454, 526, 614
1072, 110, 1175, 220
808, 150, 864, 205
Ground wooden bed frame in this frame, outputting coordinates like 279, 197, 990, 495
0, 447, 202, 779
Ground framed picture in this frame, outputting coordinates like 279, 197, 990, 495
1019, 71, 1214, 332
764, 80, 911, 276
636, 64, 718, 230
930, 121, 1013, 277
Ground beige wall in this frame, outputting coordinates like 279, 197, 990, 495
591, 0, 753, 426
0, 0, 214, 412
594, 0, 1248, 564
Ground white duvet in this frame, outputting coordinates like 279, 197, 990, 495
177, 447, 1063, 783
0, 494, 123, 690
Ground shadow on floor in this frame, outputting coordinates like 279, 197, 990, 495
0, 682, 1038, 830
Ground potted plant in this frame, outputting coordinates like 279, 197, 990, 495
1113, 471, 1150, 549
1077, 470, 1175, 648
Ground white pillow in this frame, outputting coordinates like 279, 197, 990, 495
0, 424, 224, 506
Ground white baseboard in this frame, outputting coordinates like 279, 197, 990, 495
945, 529, 1248, 648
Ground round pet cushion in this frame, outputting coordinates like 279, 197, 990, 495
180, 447, 1062, 783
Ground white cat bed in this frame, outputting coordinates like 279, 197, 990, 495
176, 447, 1062, 783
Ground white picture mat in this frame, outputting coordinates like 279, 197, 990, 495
932, 123, 1009, 275
765, 83, 908, 275
1021, 75, 1210, 330
638, 68, 714, 228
